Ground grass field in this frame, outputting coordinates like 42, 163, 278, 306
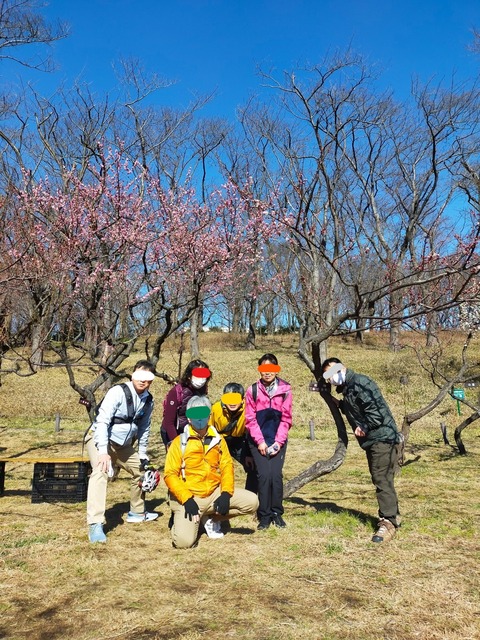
0, 332, 479, 640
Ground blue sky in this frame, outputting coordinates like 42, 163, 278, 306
4, 0, 480, 117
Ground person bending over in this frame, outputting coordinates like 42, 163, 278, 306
322, 358, 402, 543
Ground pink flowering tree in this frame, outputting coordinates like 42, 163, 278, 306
2, 146, 278, 410
217, 180, 284, 347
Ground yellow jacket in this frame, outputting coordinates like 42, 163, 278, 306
210, 400, 246, 438
164, 425, 234, 504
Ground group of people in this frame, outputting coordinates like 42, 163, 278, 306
85, 353, 402, 548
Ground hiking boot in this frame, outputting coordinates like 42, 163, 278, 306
88, 523, 106, 543
272, 514, 287, 528
257, 518, 271, 531
203, 518, 224, 539
126, 511, 159, 523
372, 518, 396, 543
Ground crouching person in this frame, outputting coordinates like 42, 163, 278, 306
164, 396, 259, 549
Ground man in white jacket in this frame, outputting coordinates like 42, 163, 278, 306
85, 360, 158, 543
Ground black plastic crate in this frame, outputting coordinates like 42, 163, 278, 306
31, 461, 91, 503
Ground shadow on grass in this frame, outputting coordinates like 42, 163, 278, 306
287, 496, 377, 528
438, 447, 465, 461
227, 524, 257, 535
104, 496, 167, 533
3, 441, 85, 458
402, 454, 421, 466
0, 488, 32, 498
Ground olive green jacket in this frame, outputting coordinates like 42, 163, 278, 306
339, 369, 399, 450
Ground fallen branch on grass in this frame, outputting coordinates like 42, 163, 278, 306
284, 390, 348, 498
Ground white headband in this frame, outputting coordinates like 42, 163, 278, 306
132, 369, 155, 382
322, 363, 344, 380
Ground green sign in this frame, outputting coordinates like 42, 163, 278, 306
452, 387, 465, 400
451, 387, 465, 415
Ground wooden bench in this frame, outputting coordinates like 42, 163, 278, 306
0, 457, 91, 502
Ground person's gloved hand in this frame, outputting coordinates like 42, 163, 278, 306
213, 491, 231, 515
183, 497, 199, 520
140, 458, 150, 470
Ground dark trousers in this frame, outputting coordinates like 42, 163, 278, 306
365, 441, 400, 526
226, 436, 258, 494
249, 441, 287, 521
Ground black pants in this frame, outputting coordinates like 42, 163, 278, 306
225, 436, 258, 494
249, 441, 287, 521
365, 441, 400, 526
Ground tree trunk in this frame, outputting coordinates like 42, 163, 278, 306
30, 322, 45, 371
389, 289, 402, 351
190, 306, 201, 358
454, 411, 480, 455
389, 321, 401, 352
284, 390, 348, 498
264, 300, 275, 334
426, 311, 439, 347
355, 323, 364, 344
84, 318, 98, 357
244, 297, 256, 350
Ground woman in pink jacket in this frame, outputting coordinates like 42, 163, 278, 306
245, 353, 292, 530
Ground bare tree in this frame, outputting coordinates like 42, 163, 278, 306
0, 0, 68, 71
401, 328, 480, 450
234, 53, 480, 380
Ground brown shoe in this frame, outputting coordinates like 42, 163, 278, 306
372, 518, 396, 543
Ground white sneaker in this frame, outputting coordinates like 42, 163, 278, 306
126, 511, 159, 523
203, 517, 224, 539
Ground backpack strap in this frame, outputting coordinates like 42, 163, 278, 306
251, 381, 286, 404
180, 429, 189, 481
220, 417, 239, 435
83, 383, 152, 454
95, 382, 152, 428
111, 383, 135, 425
176, 383, 183, 405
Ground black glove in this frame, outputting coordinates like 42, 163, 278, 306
183, 497, 199, 520
213, 491, 231, 515
140, 458, 150, 470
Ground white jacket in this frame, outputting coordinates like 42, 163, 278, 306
91, 382, 153, 456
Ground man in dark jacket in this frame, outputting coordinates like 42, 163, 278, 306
322, 358, 402, 543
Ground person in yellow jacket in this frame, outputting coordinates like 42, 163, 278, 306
164, 395, 259, 549
209, 382, 257, 493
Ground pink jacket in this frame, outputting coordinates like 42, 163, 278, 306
245, 378, 292, 446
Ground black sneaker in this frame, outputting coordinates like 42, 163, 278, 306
257, 519, 271, 530
272, 514, 287, 528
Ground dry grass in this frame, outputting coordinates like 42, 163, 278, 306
1, 332, 479, 640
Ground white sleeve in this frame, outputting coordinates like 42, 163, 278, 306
92, 386, 124, 455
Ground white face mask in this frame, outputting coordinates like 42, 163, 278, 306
331, 371, 346, 386
191, 376, 207, 389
